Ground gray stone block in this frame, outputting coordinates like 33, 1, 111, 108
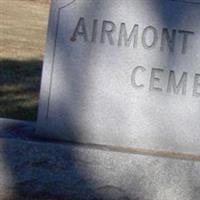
0, 136, 200, 200
0, 119, 200, 199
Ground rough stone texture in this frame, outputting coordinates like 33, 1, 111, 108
178, 0, 200, 2
0, 119, 200, 199
37, 0, 200, 156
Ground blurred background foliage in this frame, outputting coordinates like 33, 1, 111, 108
0, 0, 50, 120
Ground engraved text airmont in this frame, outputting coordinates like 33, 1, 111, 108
70, 17, 198, 97
70, 17, 194, 54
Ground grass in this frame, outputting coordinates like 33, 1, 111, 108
0, 0, 50, 120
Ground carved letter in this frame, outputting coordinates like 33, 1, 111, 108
179, 30, 194, 54
71, 17, 88, 42
131, 66, 146, 88
167, 71, 187, 95
91, 19, 98, 43
160, 28, 176, 52
193, 74, 200, 97
118, 23, 139, 47
101, 20, 116, 45
142, 26, 158, 49
149, 68, 164, 92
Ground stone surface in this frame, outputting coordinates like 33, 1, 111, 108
37, 0, 200, 156
0, 119, 200, 199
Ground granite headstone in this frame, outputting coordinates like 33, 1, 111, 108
37, 0, 200, 156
